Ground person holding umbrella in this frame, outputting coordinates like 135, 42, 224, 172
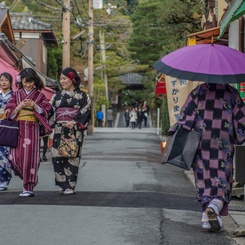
154, 43, 245, 232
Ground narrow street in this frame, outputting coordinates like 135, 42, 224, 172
0, 130, 237, 245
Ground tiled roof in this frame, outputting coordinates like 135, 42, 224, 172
10, 12, 53, 31
0, 8, 8, 23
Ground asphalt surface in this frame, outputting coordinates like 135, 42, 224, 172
0, 130, 239, 245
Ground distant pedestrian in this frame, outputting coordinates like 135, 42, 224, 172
96, 109, 103, 127
0, 73, 14, 191
130, 108, 137, 129
106, 107, 113, 127
137, 108, 143, 129
132, 100, 138, 109
124, 109, 130, 127
143, 109, 148, 127
134, 107, 138, 127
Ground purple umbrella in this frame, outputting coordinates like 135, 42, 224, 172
153, 44, 245, 84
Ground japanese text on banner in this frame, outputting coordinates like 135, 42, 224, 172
165, 76, 203, 126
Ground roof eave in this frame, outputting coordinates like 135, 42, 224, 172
218, 0, 245, 39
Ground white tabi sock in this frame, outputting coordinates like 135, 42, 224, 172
0, 181, 8, 188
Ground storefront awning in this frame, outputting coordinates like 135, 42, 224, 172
218, 0, 245, 39
187, 26, 228, 46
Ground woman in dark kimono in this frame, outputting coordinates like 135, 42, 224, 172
49, 67, 91, 195
169, 83, 245, 232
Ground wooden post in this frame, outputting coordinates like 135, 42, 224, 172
87, 0, 94, 135
62, 0, 70, 69
100, 29, 108, 101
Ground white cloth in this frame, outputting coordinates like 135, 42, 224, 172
130, 111, 137, 122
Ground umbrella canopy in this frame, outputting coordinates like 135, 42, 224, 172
153, 44, 245, 84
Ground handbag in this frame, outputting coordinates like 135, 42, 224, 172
58, 127, 79, 158
161, 127, 202, 170
0, 119, 19, 148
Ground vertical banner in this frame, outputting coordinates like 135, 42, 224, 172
165, 76, 203, 126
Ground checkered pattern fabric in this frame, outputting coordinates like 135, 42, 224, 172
169, 83, 245, 213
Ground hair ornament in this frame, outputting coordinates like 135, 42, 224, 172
16, 75, 21, 83
67, 72, 78, 84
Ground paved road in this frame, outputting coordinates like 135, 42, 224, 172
0, 132, 237, 245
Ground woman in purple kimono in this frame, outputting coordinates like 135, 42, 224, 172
169, 83, 245, 232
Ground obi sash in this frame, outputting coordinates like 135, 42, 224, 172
56, 107, 79, 122
0, 109, 6, 120
17, 107, 38, 122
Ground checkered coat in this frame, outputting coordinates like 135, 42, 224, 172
169, 83, 245, 215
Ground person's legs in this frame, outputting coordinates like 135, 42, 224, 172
201, 198, 224, 231
98, 119, 102, 127
42, 136, 48, 161
126, 120, 129, 127
205, 198, 224, 231
145, 118, 147, 127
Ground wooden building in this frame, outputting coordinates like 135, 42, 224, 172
10, 12, 59, 77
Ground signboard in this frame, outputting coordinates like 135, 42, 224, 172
165, 76, 203, 126
93, 0, 103, 9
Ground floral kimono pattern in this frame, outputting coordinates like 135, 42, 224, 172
49, 88, 91, 190
0, 90, 13, 185
169, 83, 245, 215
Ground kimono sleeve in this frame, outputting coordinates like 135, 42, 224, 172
4, 92, 18, 120
168, 86, 199, 135
48, 93, 57, 127
232, 90, 245, 144
34, 92, 51, 119
73, 92, 91, 128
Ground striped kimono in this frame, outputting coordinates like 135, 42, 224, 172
0, 90, 14, 186
5, 88, 52, 191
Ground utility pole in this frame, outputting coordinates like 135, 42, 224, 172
87, 0, 94, 135
62, 0, 70, 69
99, 29, 108, 101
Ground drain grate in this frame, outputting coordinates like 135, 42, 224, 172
229, 206, 245, 211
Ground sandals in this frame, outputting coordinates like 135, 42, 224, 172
202, 221, 211, 232
206, 207, 222, 231
58, 186, 75, 195
0, 181, 8, 191
63, 189, 76, 195
19, 191, 34, 197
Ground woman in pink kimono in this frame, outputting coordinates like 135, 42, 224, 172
5, 68, 52, 197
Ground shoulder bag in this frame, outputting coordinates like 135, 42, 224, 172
0, 110, 19, 148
